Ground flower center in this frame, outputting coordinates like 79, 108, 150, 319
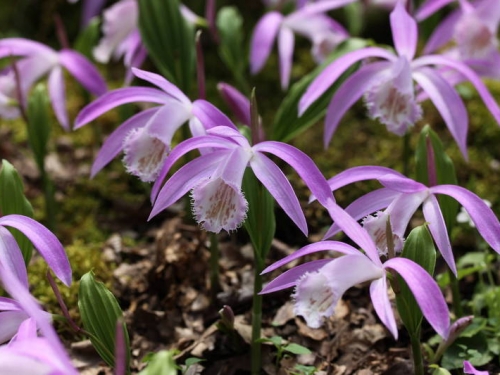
122, 127, 168, 182
362, 211, 404, 257
454, 13, 497, 60
191, 177, 248, 233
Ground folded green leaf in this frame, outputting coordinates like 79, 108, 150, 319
26, 83, 51, 172
138, 0, 195, 92
0, 160, 34, 264
395, 225, 437, 337
79, 271, 130, 371
138, 350, 177, 375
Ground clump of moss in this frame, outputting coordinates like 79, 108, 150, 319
28, 238, 116, 338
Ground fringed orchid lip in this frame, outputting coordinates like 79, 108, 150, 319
122, 127, 169, 183
192, 177, 248, 233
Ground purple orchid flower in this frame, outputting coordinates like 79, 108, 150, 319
416, 0, 500, 79
317, 166, 500, 274
463, 361, 489, 375
92, 0, 146, 85
250, 0, 353, 89
299, 1, 500, 158
150, 125, 335, 234
0, 38, 107, 130
261, 201, 450, 339
0, 215, 72, 344
68, 0, 107, 28
0, 261, 77, 375
75, 67, 235, 182
93, 0, 200, 85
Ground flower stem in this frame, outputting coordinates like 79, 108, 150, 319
251, 259, 264, 375
403, 132, 411, 176
448, 267, 464, 317
410, 333, 425, 375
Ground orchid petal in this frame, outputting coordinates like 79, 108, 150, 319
74, 87, 170, 129
47, 66, 69, 131
0, 263, 77, 374
463, 361, 489, 375
415, 0, 455, 21
413, 55, 500, 126
253, 141, 333, 205
385, 257, 450, 338
323, 188, 401, 239
192, 100, 238, 130
325, 202, 380, 263
262, 240, 361, 274
11, 317, 37, 342
370, 277, 398, 339
217, 82, 251, 126
0, 227, 29, 288
378, 174, 428, 193
294, 254, 384, 328
90, 108, 159, 177
299, 47, 396, 114
250, 152, 308, 236
323, 62, 390, 146
59, 49, 107, 96
0, 38, 56, 59
288, 0, 357, 20
151, 135, 236, 201
143, 99, 191, 146
207, 126, 250, 147
385, 191, 427, 235
261, 259, 332, 294
326, 166, 403, 193
413, 68, 468, 158
278, 27, 295, 89
131, 67, 190, 104
423, 195, 457, 274
390, 1, 417, 60
422, 8, 461, 53
250, 12, 284, 74
0, 215, 71, 286
0, 351, 52, 375
149, 151, 228, 220
0, 311, 29, 344
430, 185, 500, 253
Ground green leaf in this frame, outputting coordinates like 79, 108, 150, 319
415, 125, 459, 232
242, 168, 276, 264
395, 225, 436, 337
26, 83, 51, 172
0, 160, 34, 264
271, 38, 368, 142
138, 0, 195, 92
441, 333, 492, 369
74, 17, 101, 59
138, 350, 177, 375
184, 357, 205, 367
216, 7, 247, 91
283, 343, 312, 355
78, 271, 130, 371
429, 365, 452, 375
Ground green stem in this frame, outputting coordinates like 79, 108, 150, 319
448, 267, 464, 317
251, 259, 264, 375
40, 167, 56, 232
209, 233, 221, 300
403, 132, 411, 176
410, 333, 425, 375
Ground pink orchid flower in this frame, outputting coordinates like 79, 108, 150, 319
261, 202, 450, 339
75, 67, 235, 182
250, 0, 353, 89
150, 125, 335, 234
0, 38, 107, 130
299, 1, 500, 158
416, 0, 500, 79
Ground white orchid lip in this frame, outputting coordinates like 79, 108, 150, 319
191, 177, 248, 233
122, 127, 169, 182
